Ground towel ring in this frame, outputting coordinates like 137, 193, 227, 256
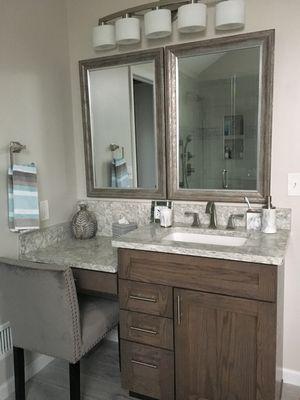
109, 143, 124, 158
9, 141, 26, 169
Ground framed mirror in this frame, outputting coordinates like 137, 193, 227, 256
166, 30, 274, 203
79, 48, 166, 198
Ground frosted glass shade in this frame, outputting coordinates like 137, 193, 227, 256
216, 0, 245, 31
92, 24, 116, 50
178, 3, 207, 33
145, 8, 172, 39
116, 17, 140, 45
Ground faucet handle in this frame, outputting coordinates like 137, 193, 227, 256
184, 212, 201, 227
227, 214, 244, 230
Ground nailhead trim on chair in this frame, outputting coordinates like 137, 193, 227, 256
64, 268, 82, 363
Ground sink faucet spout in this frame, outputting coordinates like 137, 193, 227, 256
205, 201, 217, 229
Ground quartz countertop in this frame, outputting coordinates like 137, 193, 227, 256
112, 224, 290, 266
21, 236, 117, 273
20, 224, 290, 271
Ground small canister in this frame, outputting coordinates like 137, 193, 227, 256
246, 209, 262, 231
160, 207, 173, 228
261, 196, 277, 234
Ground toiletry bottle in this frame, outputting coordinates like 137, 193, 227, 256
261, 196, 277, 234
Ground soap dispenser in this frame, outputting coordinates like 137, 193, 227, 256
261, 196, 277, 234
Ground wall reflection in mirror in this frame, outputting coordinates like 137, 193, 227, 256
89, 61, 157, 189
178, 46, 260, 191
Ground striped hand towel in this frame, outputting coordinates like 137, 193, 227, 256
111, 157, 130, 188
8, 164, 40, 232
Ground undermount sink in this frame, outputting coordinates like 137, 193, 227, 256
162, 231, 247, 247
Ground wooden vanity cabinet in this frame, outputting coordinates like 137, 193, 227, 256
118, 249, 283, 400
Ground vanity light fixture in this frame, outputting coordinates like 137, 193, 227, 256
178, 0, 207, 34
92, 22, 116, 50
115, 14, 141, 45
144, 7, 172, 39
93, 0, 246, 51
215, 0, 245, 31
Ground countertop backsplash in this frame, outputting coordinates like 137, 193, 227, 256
80, 199, 291, 235
19, 222, 72, 255
18, 199, 291, 255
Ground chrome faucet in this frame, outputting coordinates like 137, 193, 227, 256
227, 214, 244, 230
205, 201, 217, 229
184, 212, 201, 227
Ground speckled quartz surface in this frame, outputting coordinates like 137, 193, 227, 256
21, 236, 117, 273
112, 224, 290, 266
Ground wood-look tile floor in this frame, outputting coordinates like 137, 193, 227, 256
5, 340, 300, 400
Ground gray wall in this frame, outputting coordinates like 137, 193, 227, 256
0, 0, 76, 390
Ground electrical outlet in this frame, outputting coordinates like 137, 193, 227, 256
40, 200, 50, 221
288, 173, 300, 196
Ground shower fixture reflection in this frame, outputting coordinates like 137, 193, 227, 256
179, 134, 194, 188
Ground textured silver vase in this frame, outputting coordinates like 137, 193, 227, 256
72, 204, 98, 240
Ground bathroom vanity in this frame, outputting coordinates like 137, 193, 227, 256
113, 225, 288, 400
20, 221, 289, 400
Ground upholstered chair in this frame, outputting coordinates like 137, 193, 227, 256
0, 258, 119, 400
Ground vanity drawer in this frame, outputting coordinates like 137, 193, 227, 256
119, 279, 173, 317
72, 268, 117, 295
120, 310, 173, 350
118, 249, 277, 302
121, 340, 174, 400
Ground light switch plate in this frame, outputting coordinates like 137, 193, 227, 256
288, 173, 300, 196
40, 200, 50, 221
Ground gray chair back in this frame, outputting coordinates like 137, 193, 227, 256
0, 258, 81, 363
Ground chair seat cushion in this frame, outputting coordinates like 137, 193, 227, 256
78, 294, 119, 356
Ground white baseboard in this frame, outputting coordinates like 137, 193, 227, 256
283, 368, 300, 386
0, 354, 53, 400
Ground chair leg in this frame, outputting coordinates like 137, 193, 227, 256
69, 361, 80, 400
13, 347, 25, 400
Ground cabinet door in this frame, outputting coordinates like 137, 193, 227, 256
174, 288, 276, 400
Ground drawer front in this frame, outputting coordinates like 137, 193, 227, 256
119, 279, 173, 317
72, 268, 117, 295
120, 310, 173, 350
118, 249, 277, 302
121, 340, 174, 400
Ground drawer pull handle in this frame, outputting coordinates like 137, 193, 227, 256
130, 326, 158, 335
131, 359, 158, 369
129, 295, 157, 303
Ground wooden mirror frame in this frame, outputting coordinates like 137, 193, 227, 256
165, 30, 275, 204
79, 48, 166, 199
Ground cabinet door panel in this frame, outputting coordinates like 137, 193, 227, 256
174, 289, 276, 400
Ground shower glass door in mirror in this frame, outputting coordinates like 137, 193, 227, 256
178, 47, 260, 191
80, 49, 166, 199
166, 31, 274, 203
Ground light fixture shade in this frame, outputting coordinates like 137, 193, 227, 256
92, 24, 116, 50
145, 8, 172, 39
116, 17, 140, 45
178, 2, 207, 33
215, 0, 245, 31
